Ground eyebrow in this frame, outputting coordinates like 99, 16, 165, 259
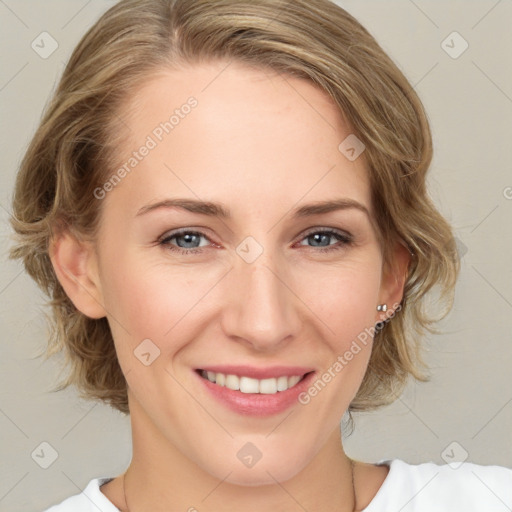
135, 197, 370, 220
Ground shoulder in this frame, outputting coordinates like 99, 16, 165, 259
42, 477, 119, 512
364, 458, 512, 512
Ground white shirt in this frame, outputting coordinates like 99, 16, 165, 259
43, 458, 512, 511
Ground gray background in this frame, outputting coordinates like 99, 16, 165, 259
1, 1, 511, 510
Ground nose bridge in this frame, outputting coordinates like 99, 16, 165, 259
222, 241, 301, 349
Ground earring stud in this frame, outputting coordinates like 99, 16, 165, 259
377, 304, 387, 312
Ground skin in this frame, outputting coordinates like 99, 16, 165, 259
50, 60, 409, 511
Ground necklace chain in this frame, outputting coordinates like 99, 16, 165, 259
121, 458, 356, 512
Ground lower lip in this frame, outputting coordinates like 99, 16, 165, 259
195, 370, 316, 417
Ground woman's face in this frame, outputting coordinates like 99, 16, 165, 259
91, 61, 396, 485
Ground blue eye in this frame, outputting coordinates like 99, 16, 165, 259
159, 230, 209, 255
158, 228, 353, 256
299, 229, 353, 252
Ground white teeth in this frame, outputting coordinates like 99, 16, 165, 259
200, 370, 307, 394
259, 378, 277, 394
216, 373, 225, 387
277, 376, 288, 391
288, 375, 301, 387
225, 374, 240, 391
239, 376, 260, 394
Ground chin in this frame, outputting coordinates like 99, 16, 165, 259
199, 447, 308, 487
220, 464, 302, 487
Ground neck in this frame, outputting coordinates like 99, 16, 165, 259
121, 398, 356, 512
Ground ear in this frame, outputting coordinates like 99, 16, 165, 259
376, 241, 411, 322
49, 229, 106, 319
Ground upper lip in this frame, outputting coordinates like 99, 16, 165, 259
197, 365, 315, 380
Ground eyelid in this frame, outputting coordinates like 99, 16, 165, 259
158, 225, 354, 256
158, 227, 214, 243
158, 226, 352, 243
299, 226, 352, 240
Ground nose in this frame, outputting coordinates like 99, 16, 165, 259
220, 248, 302, 352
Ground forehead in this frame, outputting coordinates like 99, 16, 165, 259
106, 61, 372, 219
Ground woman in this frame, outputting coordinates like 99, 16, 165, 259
10, 0, 511, 510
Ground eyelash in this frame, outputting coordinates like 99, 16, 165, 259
158, 228, 353, 256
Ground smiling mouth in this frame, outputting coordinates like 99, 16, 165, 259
197, 369, 311, 395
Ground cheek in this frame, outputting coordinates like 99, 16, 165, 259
296, 261, 381, 400
99, 237, 382, 366
101, 264, 185, 343
299, 259, 382, 339
98, 249, 222, 364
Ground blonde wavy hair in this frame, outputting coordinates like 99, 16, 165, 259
10, 0, 459, 415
